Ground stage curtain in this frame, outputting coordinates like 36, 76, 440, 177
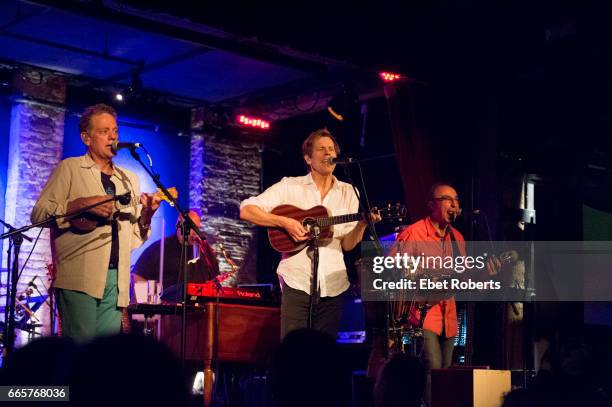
384, 81, 437, 222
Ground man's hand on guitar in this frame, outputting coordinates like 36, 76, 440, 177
485, 255, 502, 276
280, 217, 309, 242
139, 192, 162, 212
358, 207, 383, 226
138, 192, 162, 228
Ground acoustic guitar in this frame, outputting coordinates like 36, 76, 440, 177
69, 187, 177, 233
267, 203, 406, 253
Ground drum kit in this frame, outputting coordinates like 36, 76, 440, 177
0, 266, 54, 343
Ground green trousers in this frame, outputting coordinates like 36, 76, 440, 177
57, 268, 121, 342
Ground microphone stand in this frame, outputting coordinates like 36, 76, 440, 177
307, 225, 321, 329
338, 160, 388, 357
339, 160, 383, 256
0, 219, 29, 356
123, 145, 207, 367
210, 270, 224, 406
0, 193, 128, 355
203, 242, 239, 406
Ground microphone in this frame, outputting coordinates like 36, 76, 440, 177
458, 208, 482, 219
324, 157, 356, 165
111, 141, 142, 153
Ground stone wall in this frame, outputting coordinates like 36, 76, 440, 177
190, 108, 262, 284
2, 69, 66, 339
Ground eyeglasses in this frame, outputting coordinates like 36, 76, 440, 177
93, 128, 119, 137
433, 195, 460, 205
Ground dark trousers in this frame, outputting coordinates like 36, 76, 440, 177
422, 329, 455, 406
280, 284, 345, 340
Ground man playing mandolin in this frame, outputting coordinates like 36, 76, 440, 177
31, 103, 162, 341
240, 128, 381, 339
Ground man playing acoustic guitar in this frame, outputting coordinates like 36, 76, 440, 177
240, 129, 380, 339
31, 104, 162, 341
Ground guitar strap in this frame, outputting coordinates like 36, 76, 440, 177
449, 228, 462, 257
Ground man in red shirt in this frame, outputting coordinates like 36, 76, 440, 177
395, 183, 464, 370
396, 183, 500, 371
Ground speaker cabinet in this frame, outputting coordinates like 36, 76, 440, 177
431, 368, 511, 407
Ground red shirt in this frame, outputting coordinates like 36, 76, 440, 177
395, 217, 465, 338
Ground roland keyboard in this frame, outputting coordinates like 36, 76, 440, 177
186, 282, 277, 304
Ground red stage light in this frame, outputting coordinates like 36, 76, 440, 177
236, 115, 270, 130
379, 71, 401, 82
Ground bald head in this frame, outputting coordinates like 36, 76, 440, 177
428, 183, 460, 226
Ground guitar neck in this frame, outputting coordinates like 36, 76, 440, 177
315, 213, 362, 227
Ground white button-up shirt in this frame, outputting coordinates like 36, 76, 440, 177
240, 173, 359, 297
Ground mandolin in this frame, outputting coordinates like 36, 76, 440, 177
69, 187, 177, 233
267, 203, 406, 253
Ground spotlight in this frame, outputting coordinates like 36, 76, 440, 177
113, 72, 142, 103
379, 71, 402, 82
236, 114, 270, 130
